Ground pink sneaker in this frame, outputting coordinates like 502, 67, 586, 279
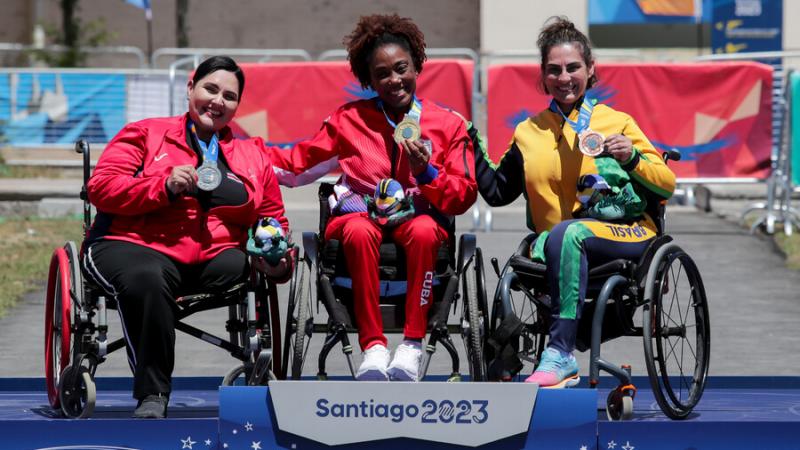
524, 347, 580, 388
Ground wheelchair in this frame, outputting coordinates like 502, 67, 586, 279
282, 183, 488, 381
43, 141, 284, 418
488, 150, 710, 420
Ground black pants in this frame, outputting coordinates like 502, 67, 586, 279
82, 240, 247, 399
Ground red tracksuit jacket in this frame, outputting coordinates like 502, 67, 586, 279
268, 98, 477, 220
87, 114, 287, 265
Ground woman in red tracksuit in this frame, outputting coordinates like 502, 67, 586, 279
269, 14, 477, 382
84, 56, 288, 418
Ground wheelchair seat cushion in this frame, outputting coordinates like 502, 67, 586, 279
509, 254, 633, 291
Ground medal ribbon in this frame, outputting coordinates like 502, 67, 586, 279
377, 95, 422, 130
549, 96, 595, 135
188, 120, 219, 166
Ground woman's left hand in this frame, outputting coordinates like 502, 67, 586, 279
401, 139, 430, 176
604, 134, 633, 162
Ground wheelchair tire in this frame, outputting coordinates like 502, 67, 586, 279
45, 244, 79, 409
280, 252, 301, 379
461, 248, 487, 381
58, 364, 95, 419
642, 243, 710, 419
222, 363, 277, 386
285, 253, 313, 380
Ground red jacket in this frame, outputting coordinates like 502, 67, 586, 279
269, 98, 477, 220
87, 114, 287, 265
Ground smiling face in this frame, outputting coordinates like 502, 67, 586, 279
543, 42, 595, 112
368, 43, 418, 117
187, 69, 241, 140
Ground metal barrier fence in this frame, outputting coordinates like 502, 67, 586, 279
1, 46, 797, 234
0, 43, 148, 69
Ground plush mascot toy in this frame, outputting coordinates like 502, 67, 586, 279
366, 178, 415, 227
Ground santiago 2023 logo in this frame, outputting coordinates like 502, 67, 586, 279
316, 398, 489, 424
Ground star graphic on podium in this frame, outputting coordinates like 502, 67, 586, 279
251, 441, 262, 450
204, 439, 212, 446
580, 446, 588, 450
245, 421, 254, 431
622, 441, 635, 450
181, 436, 197, 449
608, 440, 617, 449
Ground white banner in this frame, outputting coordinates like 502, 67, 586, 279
269, 381, 537, 447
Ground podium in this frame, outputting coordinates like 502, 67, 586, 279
2, 377, 799, 449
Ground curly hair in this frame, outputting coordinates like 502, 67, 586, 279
344, 14, 427, 89
536, 16, 597, 93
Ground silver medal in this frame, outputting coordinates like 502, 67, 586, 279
196, 162, 222, 191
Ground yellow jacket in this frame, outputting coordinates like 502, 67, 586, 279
475, 101, 676, 233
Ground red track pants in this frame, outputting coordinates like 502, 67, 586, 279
324, 213, 448, 350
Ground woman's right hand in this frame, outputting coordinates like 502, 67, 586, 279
166, 165, 197, 195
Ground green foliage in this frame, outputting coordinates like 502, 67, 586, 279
28, 1, 116, 67
774, 230, 800, 270
0, 217, 83, 317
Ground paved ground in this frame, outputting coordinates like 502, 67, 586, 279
2, 183, 800, 383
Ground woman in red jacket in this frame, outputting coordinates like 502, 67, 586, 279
83, 56, 288, 418
270, 14, 477, 382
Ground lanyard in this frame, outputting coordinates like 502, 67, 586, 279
376, 95, 422, 129
549, 96, 596, 134
188, 120, 219, 165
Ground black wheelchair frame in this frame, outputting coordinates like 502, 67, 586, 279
282, 183, 488, 381
43, 140, 283, 418
488, 150, 710, 420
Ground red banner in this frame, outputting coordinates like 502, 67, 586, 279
487, 62, 774, 179
233, 60, 473, 145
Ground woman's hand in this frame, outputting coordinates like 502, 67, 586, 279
401, 139, 430, 176
604, 134, 633, 162
166, 165, 197, 195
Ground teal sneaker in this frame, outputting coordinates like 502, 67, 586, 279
524, 347, 580, 388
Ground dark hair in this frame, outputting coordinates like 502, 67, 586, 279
344, 14, 427, 89
192, 55, 245, 98
536, 16, 597, 93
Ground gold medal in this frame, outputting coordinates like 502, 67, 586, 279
393, 118, 421, 144
578, 130, 605, 157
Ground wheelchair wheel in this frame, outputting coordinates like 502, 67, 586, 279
222, 363, 277, 386
284, 252, 313, 380
489, 266, 548, 380
461, 247, 487, 381
44, 242, 82, 409
58, 364, 95, 419
642, 243, 710, 419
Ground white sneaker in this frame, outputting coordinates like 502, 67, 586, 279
387, 341, 423, 381
356, 344, 390, 381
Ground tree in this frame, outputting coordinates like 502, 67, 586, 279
176, 0, 190, 47
31, 0, 113, 67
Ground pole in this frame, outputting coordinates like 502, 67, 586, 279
145, 1, 153, 67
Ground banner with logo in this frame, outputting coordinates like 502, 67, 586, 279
0, 72, 126, 146
590, 0, 710, 24
711, 0, 782, 55
220, 383, 597, 449
486, 62, 773, 179
234, 60, 474, 147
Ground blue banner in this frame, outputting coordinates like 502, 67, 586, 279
0, 73, 126, 146
711, 0, 782, 54
590, 0, 710, 24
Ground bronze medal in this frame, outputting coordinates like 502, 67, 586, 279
578, 130, 605, 157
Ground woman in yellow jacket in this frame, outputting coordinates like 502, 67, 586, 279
475, 17, 675, 388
